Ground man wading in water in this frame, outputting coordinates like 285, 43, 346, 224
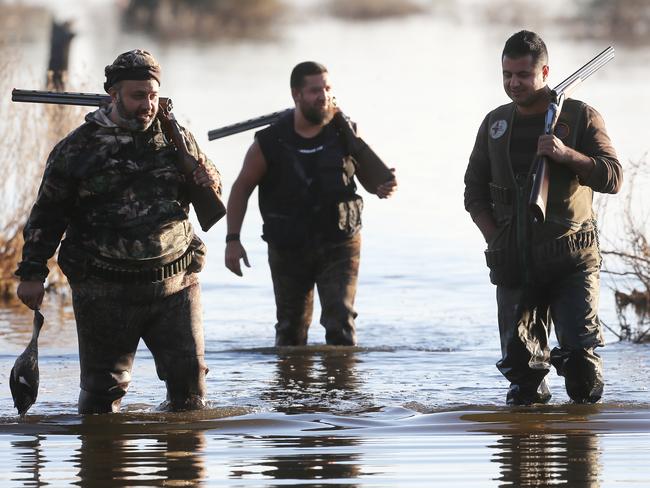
464, 31, 622, 405
16, 50, 221, 413
225, 61, 397, 346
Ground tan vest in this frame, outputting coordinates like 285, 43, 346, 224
486, 99, 595, 232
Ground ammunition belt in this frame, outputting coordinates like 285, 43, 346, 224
485, 228, 598, 268
532, 228, 597, 261
87, 248, 194, 284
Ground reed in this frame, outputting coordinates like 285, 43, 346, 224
0, 45, 83, 301
601, 158, 650, 342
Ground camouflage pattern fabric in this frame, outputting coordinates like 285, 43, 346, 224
15, 107, 220, 282
104, 49, 162, 92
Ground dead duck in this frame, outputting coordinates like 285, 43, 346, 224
9, 310, 45, 417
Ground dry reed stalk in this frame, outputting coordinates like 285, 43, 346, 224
601, 158, 650, 342
0, 42, 84, 301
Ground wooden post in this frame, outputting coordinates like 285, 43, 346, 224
46, 20, 75, 92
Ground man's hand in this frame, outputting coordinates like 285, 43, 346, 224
225, 241, 251, 276
537, 134, 573, 164
192, 155, 220, 189
17, 281, 44, 310
377, 168, 398, 199
537, 134, 595, 180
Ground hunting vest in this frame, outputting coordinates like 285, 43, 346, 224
256, 110, 362, 247
486, 99, 595, 232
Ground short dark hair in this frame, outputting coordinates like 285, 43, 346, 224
290, 61, 328, 89
502, 30, 548, 66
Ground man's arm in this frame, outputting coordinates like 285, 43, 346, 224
537, 135, 595, 181
16, 142, 75, 308
537, 105, 622, 193
464, 114, 497, 243
224, 140, 268, 276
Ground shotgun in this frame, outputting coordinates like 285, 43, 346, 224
207, 108, 395, 194
11, 88, 226, 231
529, 46, 615, 223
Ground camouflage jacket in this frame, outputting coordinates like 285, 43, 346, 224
15, 107, 220, 282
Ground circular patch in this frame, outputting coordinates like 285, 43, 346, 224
490, 119, 508, 139
554, 122, 570, 140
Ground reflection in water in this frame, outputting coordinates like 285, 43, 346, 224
230, 435, 362, 486
250, 347, 366, 485
0, 297, 76, 350
10, 435, 45, 487
74, 428, 206, 487
263, 347, 368, 413
492, 432, 601, 487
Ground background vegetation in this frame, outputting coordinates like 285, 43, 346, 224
601, 158, 650, 342
121, 0, 287, 40
0, 36, 81, 301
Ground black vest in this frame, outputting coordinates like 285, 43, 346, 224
256, 110, 362, 247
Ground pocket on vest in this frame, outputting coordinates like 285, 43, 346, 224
330, 195, 363, 239
484, 221, 521, 287
262, 213, 310, 247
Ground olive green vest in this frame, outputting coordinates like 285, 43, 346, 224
486, 99, 595, 232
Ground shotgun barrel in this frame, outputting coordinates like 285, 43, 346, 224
11, 88, 171, 108
207, 109, 290, 140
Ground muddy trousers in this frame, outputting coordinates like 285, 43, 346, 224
496, 247, 604, 404
71, 280, 208, 414
268, 234, 361, 346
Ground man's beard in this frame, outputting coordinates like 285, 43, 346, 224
300, 102, 333, 125
114, 95, 156, 131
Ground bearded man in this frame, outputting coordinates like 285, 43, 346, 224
225, 61, 397, 346
16, 49, 221, 413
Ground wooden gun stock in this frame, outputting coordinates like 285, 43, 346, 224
332, 111, 394, 194
157, 105, 226, 232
